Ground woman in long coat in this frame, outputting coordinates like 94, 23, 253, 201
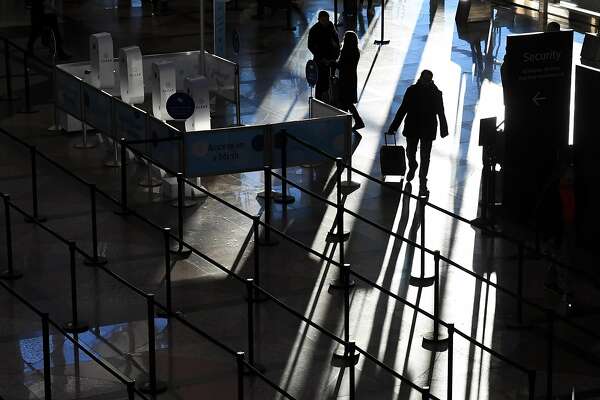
336, 31, 365, 130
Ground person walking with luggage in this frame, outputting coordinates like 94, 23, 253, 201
386, 70, 448, 196
308, 11, 340, 102
334, 31, 365, 130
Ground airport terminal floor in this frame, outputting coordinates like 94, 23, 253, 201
0, 0, 599, 399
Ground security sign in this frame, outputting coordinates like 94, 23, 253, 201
306, 60, 318, 87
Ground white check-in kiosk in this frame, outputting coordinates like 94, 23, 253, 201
90, 32, 115, 89
120, 46, 144, 104
152, 61, 176, 121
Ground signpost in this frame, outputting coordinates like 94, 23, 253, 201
306, 60, 318, 99
501, 30, 573, 219
214, 0, 226, 57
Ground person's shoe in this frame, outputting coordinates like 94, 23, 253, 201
353, 121, 365, 130
406, 168, 416, 182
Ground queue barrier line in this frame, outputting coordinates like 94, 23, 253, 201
0, 279, 147, 400
0, 129, 432, 398
283, 131, 600, 342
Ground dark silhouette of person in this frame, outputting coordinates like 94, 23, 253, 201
308, 10, 340, 102
359, 0, 374, 16
334, 31, 365, 130
27, 0, 70, 59
387, 70, 448, 196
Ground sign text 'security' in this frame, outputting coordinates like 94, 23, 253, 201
523, 51, 561, 63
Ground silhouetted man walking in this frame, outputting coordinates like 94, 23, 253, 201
308, 11, 340, 102
387, 70, 448, 196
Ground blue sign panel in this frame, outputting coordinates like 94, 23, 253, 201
271, 117, 348, 168
166, 92, 195, 120
184, 125, 266, 177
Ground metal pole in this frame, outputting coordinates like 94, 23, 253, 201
126, 382, 135, 400
25, 146, 46, 223
334, 0, 338, 26
236, 352, 245, 400
0, 194, 22, 280
433, 251, 440, 340
528, 370, 537, 400
42, 313, 52, 400
246, 278, 255, 367
447, 323, 454, 400
344, 264, 351, 344
252, 216, 262, 298
235, 64, 241, 126
546, 311, 554, 400
171, 172, 191, 257
349, 341, 356, 400
374, 0, 390, 45
22, 52, 35, 113
64, 241, 88, 333
420, 197, 426, 278
140, 294, 166, 394
117, 138, 129, 215
3, 40, 15, 102
274, 131, 294, 205
337, 158, 345, 267
264, 166, 272, 243
85, 184, 107, 266
517, 243, 524, 324
164, 227, 172, 314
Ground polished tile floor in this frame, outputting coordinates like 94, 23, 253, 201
0, 0, 599, 399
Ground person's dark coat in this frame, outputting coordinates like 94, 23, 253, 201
336, 46, 359, 105
308, 21, 340, 63
389, 81, 448, 140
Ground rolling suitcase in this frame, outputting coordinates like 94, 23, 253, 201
380, 132, 406, 177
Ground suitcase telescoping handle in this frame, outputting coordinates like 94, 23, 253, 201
385, 131, 397, 146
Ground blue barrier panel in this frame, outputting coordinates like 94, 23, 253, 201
148, 116, 182, 173
270, 116, 348, 168
82, 84, 112, 135
184, 125, 266, 177
114, 98, 146, 142
56, 68, 82, 119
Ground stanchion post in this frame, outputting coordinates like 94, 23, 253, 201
421, 386, 430, 400
245, 278, 256, 368
546, 311, 554, 400
260, 166, 277, 246
157, 227, 174, 318
1, 194, 23, 280
41, 312, 52, 400
433, 251, 440, 339
115, 138, 130, 216
64, 242, 88, 333
343, 263, 350, 343
334, 0, 338, 26
447, 323, 454, 400
374, 0, 390, 45
25, 146, 46, 223
170, 172, 191, 257
126, 382, 135, 400
139, 293, 167, 394
19, 52, 37, 114
236, 352, 245, 400
349, 341, 356, 400
420, 198, 426, 278
85, 184, 107, 266
274, 131, 294, 205
330, 159, 354, 289
528, 370, 536, 400
2, 40, 16, 102
517, 243, 524, 324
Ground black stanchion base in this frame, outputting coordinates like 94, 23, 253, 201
326, 230, 350, 243
169, 199, 199, 208
138, 177, 162, 188
156, 309, 183, 319
258, 236, 279, 246
244, 362, 266, 375
409, 275, 435, 288
0, 269, 23, 280
138, 380, 168, 394
73, 141, 98, 149
329, 278, 356, 290
273, 193, 295, 204
114, 209, 131, 217
421, 332, 449, 352
374, 39, 391, 45
331, 352, 360, 367
24, 215, 47, 223
84, 256, 108, 267
63, 321, 89, 334
340, 180, 361, 195
17, 108, 39, 114
169, 246, 192, 258
104, 159, 122, 168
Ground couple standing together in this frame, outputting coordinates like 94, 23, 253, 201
307, 10, 449, 195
